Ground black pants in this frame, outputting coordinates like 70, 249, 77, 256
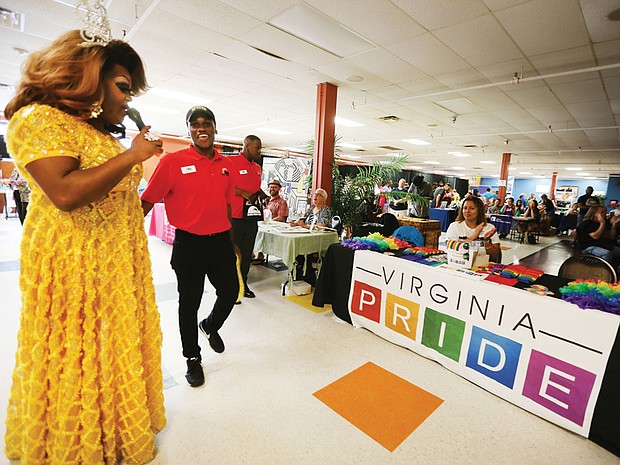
171, 229, 239, 360
13, 190, 27, 225
231, 218, 258, 289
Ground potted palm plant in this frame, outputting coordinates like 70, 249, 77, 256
330, 155, 422, 237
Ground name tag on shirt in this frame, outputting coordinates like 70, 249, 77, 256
239, 169, 248, 175
181, 165, 196, 174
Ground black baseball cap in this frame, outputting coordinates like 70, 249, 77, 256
186, 105, 216, 126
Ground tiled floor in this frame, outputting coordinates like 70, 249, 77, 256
0, 216, 618, 465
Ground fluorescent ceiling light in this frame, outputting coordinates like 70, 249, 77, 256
403, 138, 431, 146
424, 160, 440, 165
451, 166, 465, 170
147, 87, 210, 104
340, 142, 363, 149
565, 167, 582, 171
450, 152, 471, 157
584, 177, 598, 180
342, 155, 362, 159
479, 160, 496, 164
269, 4, 375, 58
131, 103, 179, 115
335, 117, 365, 128
576, 172, 591, 176
407, 165, 424, 170
255, 127, 293, 135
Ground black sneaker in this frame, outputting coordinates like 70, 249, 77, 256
244, 288, 256, 298
199, 319, 225, 353
185, 357, 204, 387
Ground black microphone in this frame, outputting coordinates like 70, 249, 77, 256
127, 107, 146, 130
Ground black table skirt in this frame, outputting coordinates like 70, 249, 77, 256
312, 243, 354, 324
312, 243, 619, 457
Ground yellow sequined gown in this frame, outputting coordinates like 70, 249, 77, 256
4, 104, 166, 465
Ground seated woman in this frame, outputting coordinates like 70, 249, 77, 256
290, 188, 332, 285
500, 197, 516, 216
517, 199, 541, 243
576, 205, 620, 271
513, 199, 525, 217
290, 188, 332, 229
556, 203, 579, 236
445, 196, 501, 263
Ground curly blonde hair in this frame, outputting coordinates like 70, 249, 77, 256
5, 30, 147, 120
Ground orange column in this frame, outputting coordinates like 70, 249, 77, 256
498, 152, 511, 204
550, 171, 558, 199
313, 82, 337, 205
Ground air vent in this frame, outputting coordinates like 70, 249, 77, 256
378, 115, 400, 121
472, 167, 483, 170
378, 145, 403, 151
355, 149, 366, 152
0, 7, 25, 31
250, 46, 289, 61
462, 144, 478, 148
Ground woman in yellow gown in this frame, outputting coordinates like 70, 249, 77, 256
4, 30, 166, 464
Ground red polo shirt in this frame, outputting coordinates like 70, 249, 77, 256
142, 146, 234, 235
229, 153, 262, 219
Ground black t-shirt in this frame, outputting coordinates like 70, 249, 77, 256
576, 219, 613, 249
577, 194, 599, 215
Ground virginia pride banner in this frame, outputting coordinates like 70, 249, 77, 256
348, 250, 619, 436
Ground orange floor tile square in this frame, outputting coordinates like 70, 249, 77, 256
313, 361, 443, 451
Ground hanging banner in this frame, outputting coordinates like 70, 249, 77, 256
348, 250, 619, 437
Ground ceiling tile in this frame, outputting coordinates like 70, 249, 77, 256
434, 14, 524, 67
306, 0, 426, 47
159, 0, 261, 34
580, 0, 620, 43
346, 48, 428, 84
392, 0, 489, 31
550, 79, 608, 104
387, 33, 470, 76
238, 23, 339, 67
504, 86, 562, 108
495, 0, 590, 56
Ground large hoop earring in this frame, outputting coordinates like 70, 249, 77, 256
91, 102, 103, 119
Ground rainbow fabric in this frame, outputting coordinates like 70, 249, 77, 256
559, 279, 620, 314
403, 246, 444, 257
477, 264, 544, 283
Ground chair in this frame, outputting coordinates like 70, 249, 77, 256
558, 254, 617, 283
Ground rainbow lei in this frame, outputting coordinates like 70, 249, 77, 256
559, 279, 620, 314
342, 233, 410, 252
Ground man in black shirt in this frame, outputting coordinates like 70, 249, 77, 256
576, 186, 599, 222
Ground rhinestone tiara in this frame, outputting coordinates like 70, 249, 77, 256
75, 0, 113, 48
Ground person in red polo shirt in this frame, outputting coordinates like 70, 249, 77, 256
141, 106, 239, 388
229, 135, 266, 299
